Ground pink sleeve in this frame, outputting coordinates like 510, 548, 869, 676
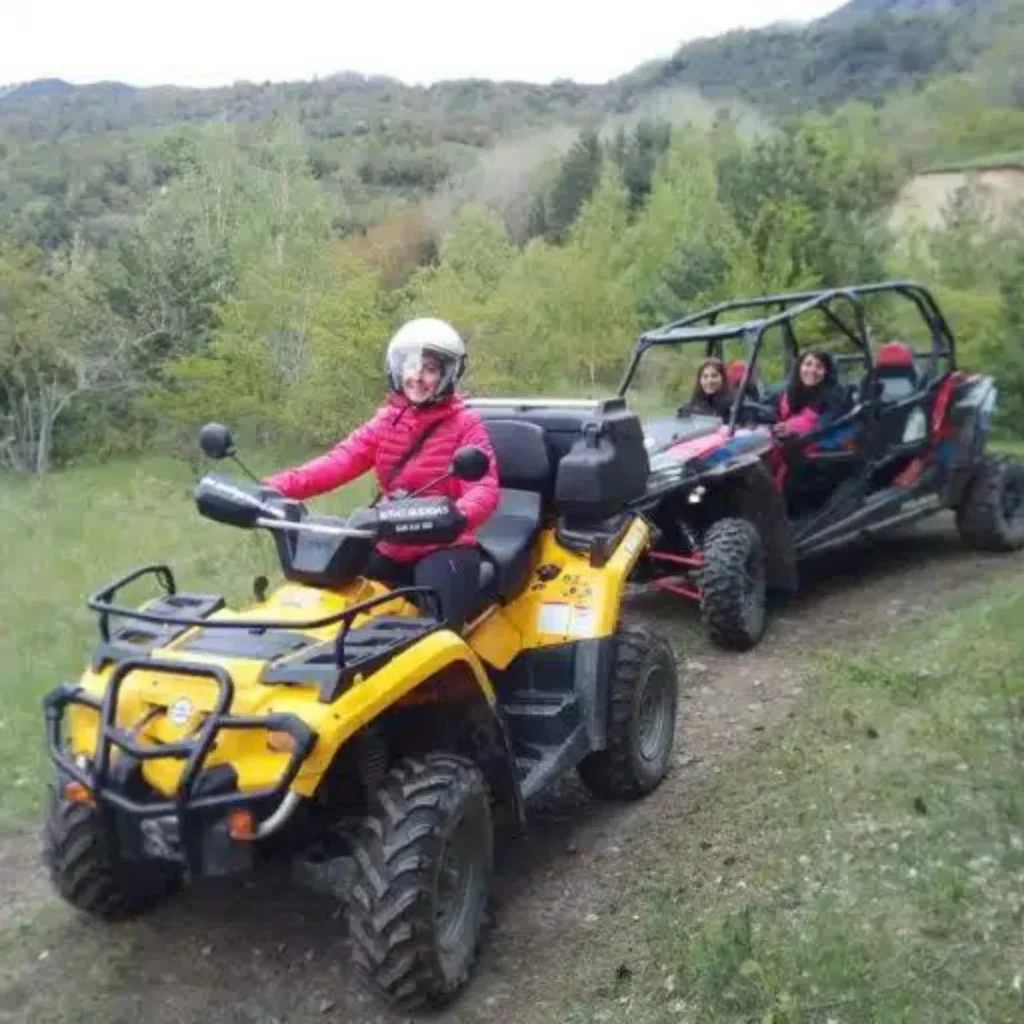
453, 413, 500, 529
781, 407, 819, 435
263, 410, 386, 500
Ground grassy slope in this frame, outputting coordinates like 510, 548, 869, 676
0, 453, 372, 831
544, 577, 1024, 1023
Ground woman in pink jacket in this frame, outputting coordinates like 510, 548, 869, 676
263, 318, 500, 631
771, 349, 846, 439
768, 349, 848, 491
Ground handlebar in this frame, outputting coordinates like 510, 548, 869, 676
195, 473, 465, 547
254, 517, 376, 539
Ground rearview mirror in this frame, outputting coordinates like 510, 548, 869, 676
199, 422, 236, 460
451, 445, 490, 482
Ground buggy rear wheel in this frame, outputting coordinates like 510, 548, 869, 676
956, 455, 1024, 552
577, 625, 679, 799
699, 517, 767, 651
42, 784, 183, 921
348, 752, 493, 1012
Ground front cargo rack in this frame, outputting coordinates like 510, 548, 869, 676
85, 563, 445, 701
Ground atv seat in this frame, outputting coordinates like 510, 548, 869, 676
476, 419, 551, 602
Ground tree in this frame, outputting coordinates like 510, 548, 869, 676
398, 203, 516, 387
543, 128, 604, 241
610, 119, 673, 211
0, 241, 159, 473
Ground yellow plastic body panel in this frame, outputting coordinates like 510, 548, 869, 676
62, 513, 649, 804
64, 576, 493, 800
467, 515, 650, 668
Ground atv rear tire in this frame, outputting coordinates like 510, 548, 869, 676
42, 785, 182, 921
699, 517, 767, 651
956, 455, 1024, 552
348, 753, 493, 1012
577, 626, 679, 800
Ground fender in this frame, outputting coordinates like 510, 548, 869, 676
733, 463, 800, 592
288, 632, 498, 792
935, 373, 995, 506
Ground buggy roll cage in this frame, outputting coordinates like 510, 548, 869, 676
616, 280, 958, 434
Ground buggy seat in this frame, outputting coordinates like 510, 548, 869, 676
873, 341, 919, 402
475, 419, 551, 603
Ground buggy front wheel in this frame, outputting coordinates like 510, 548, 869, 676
699, 517, 767, 651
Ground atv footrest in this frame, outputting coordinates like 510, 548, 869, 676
262, 615, 444, 704
500, 691, 580, 747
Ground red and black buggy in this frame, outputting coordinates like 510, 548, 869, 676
617, 280, 1024, 650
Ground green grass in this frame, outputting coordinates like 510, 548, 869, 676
550, 575, 1024, 1024
922, 149, 1024, 174
0, 451, 372, 831
992, 436, 1024, 458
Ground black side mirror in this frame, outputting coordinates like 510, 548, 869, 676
199, 422, 236, 460
451, 445, 490, 482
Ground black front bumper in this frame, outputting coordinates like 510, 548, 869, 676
44, 656, 317, 874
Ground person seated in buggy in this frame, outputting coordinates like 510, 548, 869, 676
677, 357, 734, 419
766, 348, 852, 490
771, 349, 848, 439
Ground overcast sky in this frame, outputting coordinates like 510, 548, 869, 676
6, 1, 843, 89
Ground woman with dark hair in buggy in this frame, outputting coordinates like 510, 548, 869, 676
678, 357, 734, 420
262, 318, 500, 632
772, 349, 847, 438
768, 349, 849, 488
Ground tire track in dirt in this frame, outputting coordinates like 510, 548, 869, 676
1, 514, 1021, 1024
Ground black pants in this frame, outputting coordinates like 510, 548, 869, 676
366, 546, 482, 631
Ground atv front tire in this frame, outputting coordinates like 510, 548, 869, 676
577, 625, 679, 799
348, 753, 493, 1012
956, 455, 1024, 552
42, 785, 182, 920
699, 517, 767, 651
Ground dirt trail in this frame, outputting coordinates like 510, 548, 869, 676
1, 515, 1021, 1024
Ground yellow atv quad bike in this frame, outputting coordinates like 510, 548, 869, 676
41, 397, 680, 1013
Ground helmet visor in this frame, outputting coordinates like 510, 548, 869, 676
388, 343, 457, 402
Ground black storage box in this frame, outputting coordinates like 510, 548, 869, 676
552, 401, 649, 521
469, 396, 650, 520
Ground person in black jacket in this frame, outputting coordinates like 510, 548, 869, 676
678, 357, 734, 419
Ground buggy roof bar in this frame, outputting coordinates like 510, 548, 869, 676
616, 279, 959, 437
616, 279, 957, 404
637, 280, 953, 343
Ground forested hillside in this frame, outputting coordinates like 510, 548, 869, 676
2, 0, 1023, 475
2, 0, 1021, 251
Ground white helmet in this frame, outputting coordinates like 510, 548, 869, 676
385, 317, 467, 405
